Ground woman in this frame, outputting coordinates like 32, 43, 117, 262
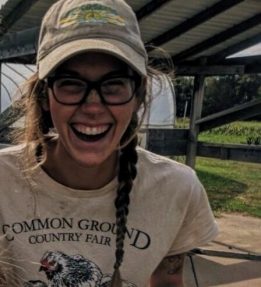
0, 0, 218, 286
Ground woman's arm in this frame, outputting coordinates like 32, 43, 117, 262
150, 253, 186, 287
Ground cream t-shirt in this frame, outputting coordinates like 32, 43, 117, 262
0, 145, 218, 287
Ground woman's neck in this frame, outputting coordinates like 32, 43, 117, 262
42, 141, 118, 190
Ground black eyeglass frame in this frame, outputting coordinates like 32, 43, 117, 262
47, 73, 142, 106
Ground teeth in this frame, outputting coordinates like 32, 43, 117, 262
74, 124, 109, 136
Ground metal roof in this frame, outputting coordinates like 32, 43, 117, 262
0, 0, 260, 74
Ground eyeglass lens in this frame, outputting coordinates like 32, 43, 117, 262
52, 76, 136, 105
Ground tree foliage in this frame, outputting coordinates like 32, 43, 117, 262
175, 74, 261, 118
175, 76, 194, 117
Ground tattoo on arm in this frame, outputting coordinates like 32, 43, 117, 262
150, 254, 185, 287
163, 254, 185, 275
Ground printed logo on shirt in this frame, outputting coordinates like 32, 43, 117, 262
24, 250, 136, 287
1, 217, 151, 250
59, 4, 126, 28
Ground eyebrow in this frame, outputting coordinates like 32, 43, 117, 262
54, 69, 132, 80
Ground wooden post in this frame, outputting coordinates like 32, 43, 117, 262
0, 62, 2, 113
186, 75, 205, 168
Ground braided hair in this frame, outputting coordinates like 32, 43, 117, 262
110, 114, 139, 287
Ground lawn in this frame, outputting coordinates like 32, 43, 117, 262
198, 120, 261, 145
196, 157, 261, 218
175, 120, 261, 218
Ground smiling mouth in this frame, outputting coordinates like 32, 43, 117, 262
71, 124, 112, 142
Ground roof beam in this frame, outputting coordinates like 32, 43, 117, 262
173, 13, 261, 63
208, 33, 261, 64
197, 143, 261, 164
0, 127, 13, 144
175, 65, 244, 76
196, 98, 261, 132
0, 0, 37, 35
222, 55, 261, 73
136, 0, 172, 20
0, 105, 23, 133
0, 27, 39, 60
222, 55, 261, 65
146, 0, 244, 49
245, 63, 261, 74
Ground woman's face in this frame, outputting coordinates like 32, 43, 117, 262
46, 52, 139, 168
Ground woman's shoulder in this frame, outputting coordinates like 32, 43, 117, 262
0, 144, 24, 172
135, 148, 205, 207
136, 147, 196, 179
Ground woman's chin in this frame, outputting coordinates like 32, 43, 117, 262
72, 151, 116, 169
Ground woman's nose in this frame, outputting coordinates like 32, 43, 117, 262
85, 89, 102, 104
79, 88, 105, 115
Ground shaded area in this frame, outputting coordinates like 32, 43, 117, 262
184, 255, 261, 287
197, 170, 246, 206
196, 159, 261, 217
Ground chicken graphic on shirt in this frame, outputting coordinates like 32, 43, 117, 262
24, 281, 48, 287
39, 251, 102, 286
29, 251, 137, 287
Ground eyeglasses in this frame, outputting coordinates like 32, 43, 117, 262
47, 73, 141, 105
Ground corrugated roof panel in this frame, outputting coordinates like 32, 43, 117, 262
159, 39, 193, 56
155, 0, 261, 59
126, 0, 151, 11
0, 0, 259, 64
0, 0, 21, 17
204, 1, 261, 27
138, 0, 221, 42
6, 0, 56, 32
148, 2, 259, 45
161, 23, 260, 61
189, 25, 261, 59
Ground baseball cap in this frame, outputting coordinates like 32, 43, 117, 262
37, 0, 148, 79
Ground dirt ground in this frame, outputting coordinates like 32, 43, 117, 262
184, 213, 261, 287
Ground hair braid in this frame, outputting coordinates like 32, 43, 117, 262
111, 116, 138, 287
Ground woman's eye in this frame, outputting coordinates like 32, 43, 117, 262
102, 78, 128, 93
104, 78, 126, 86
57, 79, 85, 88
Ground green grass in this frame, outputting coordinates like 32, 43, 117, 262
176, 119, 261, 145
174, 120, 261, 217
199, 121, 261, 145
198, 134, 246, 144
195, 157, 261, 218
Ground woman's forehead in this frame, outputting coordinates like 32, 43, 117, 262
58, 52, 129, 71
53, 52, 134, 80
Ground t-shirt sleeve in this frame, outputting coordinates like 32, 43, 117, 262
167, 173, 219, 256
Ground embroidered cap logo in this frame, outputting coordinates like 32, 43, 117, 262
59, 4, 126, 28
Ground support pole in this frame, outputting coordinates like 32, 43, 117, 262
0, 62, 2, 113
186, 75, 205, 168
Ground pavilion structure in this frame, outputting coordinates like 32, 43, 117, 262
0, 0, 260, 165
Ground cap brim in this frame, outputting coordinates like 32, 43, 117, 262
38, 38, 147, 79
